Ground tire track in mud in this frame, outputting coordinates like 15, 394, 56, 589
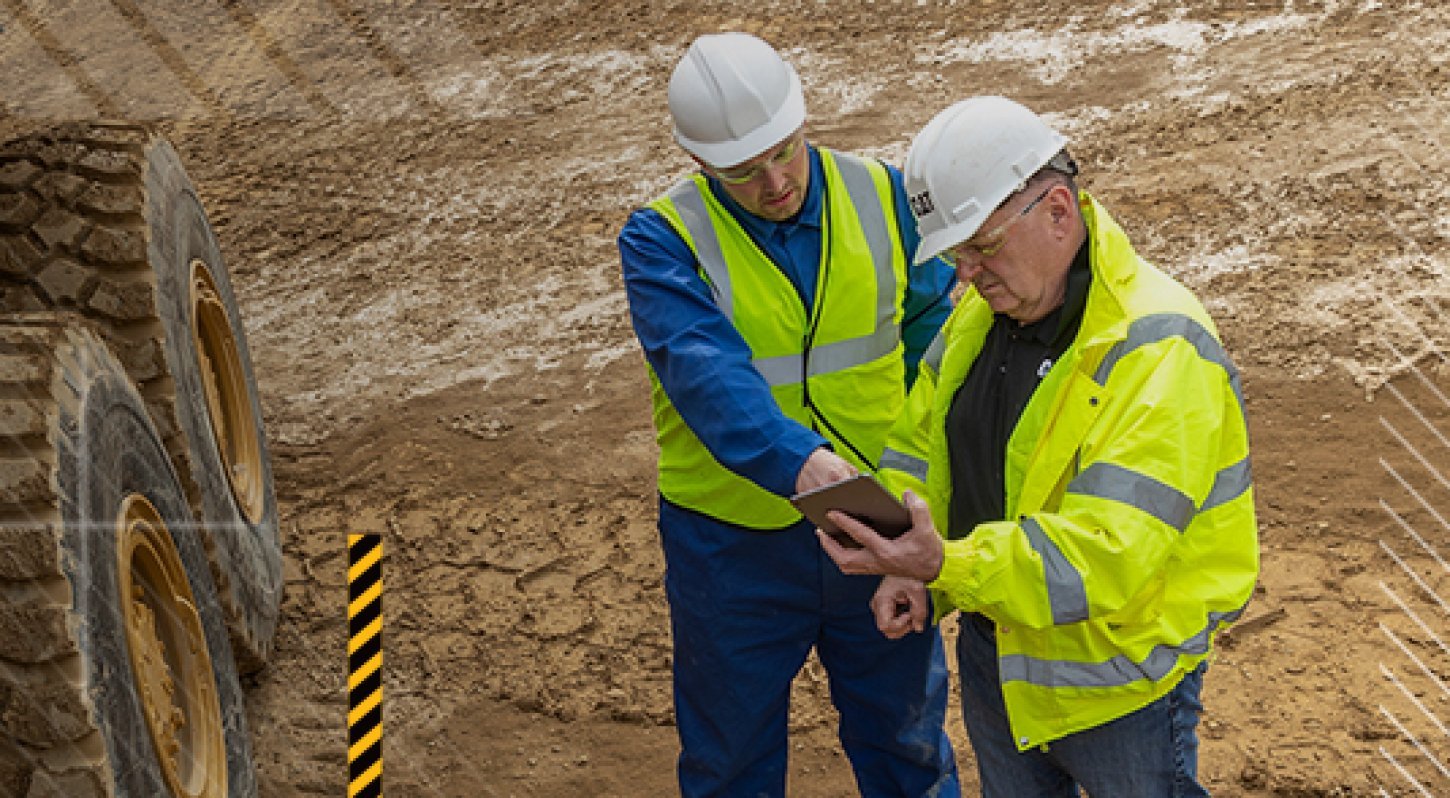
214, 0, 339, 117
0, 0, 120, 116
104, 0, 234, 119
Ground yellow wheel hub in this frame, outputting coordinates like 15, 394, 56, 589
191, 259, 266, 525
118, 494, 227, 798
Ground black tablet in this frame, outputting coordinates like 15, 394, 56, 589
790, 474, 912, 543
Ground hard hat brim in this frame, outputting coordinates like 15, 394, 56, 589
674, 66, 807, 169
915, 216, 988, 267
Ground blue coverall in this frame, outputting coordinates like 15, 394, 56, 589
618, 146, 960, 797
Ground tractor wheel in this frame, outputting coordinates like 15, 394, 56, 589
0, 318, 255, 797
0, 123, 281, 672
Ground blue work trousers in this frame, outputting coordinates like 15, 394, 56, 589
660, 499, 959, 797
957, 612, 1210, 797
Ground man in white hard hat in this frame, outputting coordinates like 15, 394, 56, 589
617, 32, 960, 797
819, 96, 1259, 796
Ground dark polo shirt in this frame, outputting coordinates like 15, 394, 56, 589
946, 241, 1092, 539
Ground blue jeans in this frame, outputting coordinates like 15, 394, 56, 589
957, 612, 1210, 797
661, 500, 959, 798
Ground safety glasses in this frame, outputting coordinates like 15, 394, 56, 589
943, 184, 1053, 267
711, 134, 805, 185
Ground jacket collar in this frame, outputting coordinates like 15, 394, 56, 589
1075, 192, 1140, 348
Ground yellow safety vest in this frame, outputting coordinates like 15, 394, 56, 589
646, 149, 909, 528
880, 192, 1259, 750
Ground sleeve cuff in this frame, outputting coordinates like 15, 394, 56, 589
759, 433, 830, 497
927, 539, 975, 612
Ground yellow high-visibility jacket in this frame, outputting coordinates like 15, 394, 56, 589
647, 149, 909, 528
880, 192, 1259, 750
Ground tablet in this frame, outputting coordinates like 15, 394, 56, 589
790, 474, 912, 543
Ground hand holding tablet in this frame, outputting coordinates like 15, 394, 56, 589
790, 474, 910, 545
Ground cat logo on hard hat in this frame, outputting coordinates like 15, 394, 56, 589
909, 190, 935, 219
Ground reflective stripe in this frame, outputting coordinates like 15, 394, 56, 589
670, 154, 901, 385
880, 447, 929, 482
1000, 605, 1246, 689
1202, 456, 1252, 513
667, 181, 733, 321
1022, 517, 1089, 625
833, 153, 898, 326
1067, 461, 1196, 533
1093, 313, 1244, 408
753, 322, 901, 387
922, 328, 947, 374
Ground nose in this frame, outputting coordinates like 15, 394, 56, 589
953, 255, 985, 282
759, 162, 790, 193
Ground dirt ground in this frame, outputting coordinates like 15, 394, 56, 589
8, 0, 1450, 795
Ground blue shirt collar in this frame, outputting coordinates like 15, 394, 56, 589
703, 144, 825, 240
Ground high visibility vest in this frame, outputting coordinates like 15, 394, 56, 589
880, 192, 1259, 750
646, 149, 908, 528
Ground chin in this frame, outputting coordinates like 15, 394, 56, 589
760, 204, 799, 221
987, 299, 1018, 316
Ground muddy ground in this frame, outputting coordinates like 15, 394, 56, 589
7, 0, 1450, 795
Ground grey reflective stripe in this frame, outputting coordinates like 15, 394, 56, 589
1202, 457, 1252, 513
833, 153, 897, 326
1022, 517, 1089, 625
752, 323, 901, 387
667, 181, 733, 321
922, 329, 947, 374
670, 155, 901, 386
1067, 461, 1196, 533
880, 447, 929, 482
999, 605, 1246, 689
1093, 313, 1244, 408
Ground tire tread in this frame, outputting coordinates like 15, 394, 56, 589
0, 125, 279, 672
0, 322, 113, 795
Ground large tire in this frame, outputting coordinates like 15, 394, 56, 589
0, 123, 281, 672
0, 318, 255, 797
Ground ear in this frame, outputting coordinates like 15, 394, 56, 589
1045, 183, 1079, 237
1048, 183, 1072, 223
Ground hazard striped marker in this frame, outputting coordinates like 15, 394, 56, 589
348, 534, 384, 798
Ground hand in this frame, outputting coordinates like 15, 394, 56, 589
795, 447, 857, 495
872, 575, 929, 639
818, 490, 945, 583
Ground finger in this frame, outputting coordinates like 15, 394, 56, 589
817, 527, 865, 573
827, 509, 887, 558
907, 591, 929, 633
876, 596, 913, 639
880, 615, 911, 640
816, 527, 846, 563
871, 590, 899, 630
903, 489, 934, 529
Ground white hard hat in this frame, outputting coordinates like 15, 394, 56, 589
903, 96, 1068, 265
668, 33, 806, 168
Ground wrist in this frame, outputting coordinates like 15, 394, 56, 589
926, 545, 944, 583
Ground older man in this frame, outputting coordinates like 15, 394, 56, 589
617, 32, 960, 797
822, 96, 1259, 797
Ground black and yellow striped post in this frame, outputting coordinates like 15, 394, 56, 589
348, 534, 383, 798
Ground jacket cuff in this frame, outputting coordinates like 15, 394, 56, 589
927, 540, 974, 614
754, 431, 831, 497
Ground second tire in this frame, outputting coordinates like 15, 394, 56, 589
0, 124, 281, 672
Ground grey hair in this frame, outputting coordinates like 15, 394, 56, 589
1044, 149, 1079, 178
